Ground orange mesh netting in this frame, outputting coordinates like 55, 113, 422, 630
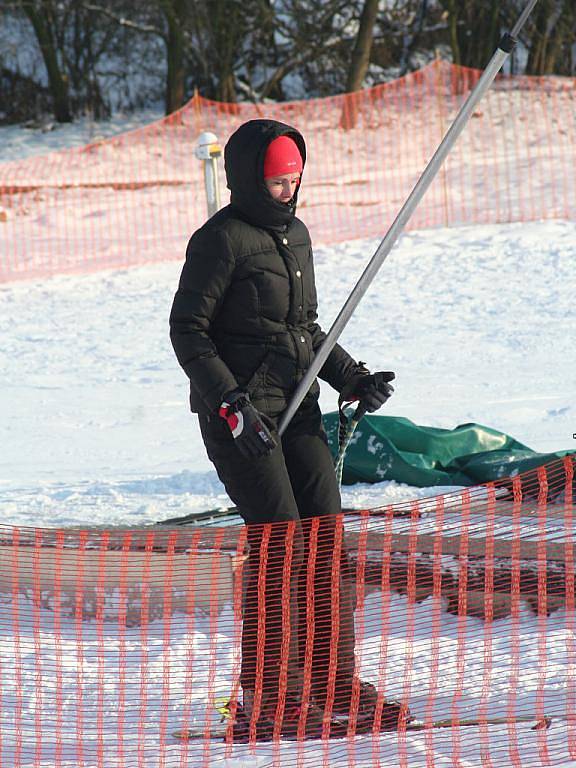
0, 60, 575, 282
0, 455, 574, 766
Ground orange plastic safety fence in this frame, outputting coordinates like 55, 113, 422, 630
0, 455, 574, 767
0, 61, 575, 282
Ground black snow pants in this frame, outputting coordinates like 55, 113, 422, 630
199, 399, 357, 718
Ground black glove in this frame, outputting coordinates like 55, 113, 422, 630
340, 368, 395, 413
219, 390, 277, 459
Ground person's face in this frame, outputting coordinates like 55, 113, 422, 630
265, 173, 300, 203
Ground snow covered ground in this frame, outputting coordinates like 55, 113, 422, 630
0, 218, 574, 527
1, 115, 575, 767
1, 590, 574, 767
0, 110, 164, 163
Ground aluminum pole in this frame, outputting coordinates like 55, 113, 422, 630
279, 1, 538, 436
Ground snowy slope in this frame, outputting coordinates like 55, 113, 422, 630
0, 591, 574, 768
1, 115, 575, 768
0, 110, 164, 163
0, 218, 574, 527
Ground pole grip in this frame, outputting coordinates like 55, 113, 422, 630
498, 33, 517, 53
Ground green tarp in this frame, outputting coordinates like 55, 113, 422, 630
322, 412, 573, 487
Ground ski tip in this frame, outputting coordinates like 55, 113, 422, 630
172, 729, 200, 741
172, 726, 229, 742
531, 716, 552, 731
171, 729, 208, 741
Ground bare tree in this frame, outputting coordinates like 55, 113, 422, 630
340, 0, 439, 127
2, 0, 575, 125
81, 1, 185, 114
257, 0, 358, 99
158, 0, 187, 112
522, 0, 576, 75
59, 1, 119, 118
189, 0, 250, 102
344, 0, 379, 94
183, 0, 358, 103
13, 0, 148, 121
19, 0, 72, 122
439, 0, 502, 69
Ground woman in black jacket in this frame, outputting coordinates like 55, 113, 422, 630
170, 119, 402, 740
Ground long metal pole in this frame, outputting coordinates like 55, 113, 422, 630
279, 0, 538, 436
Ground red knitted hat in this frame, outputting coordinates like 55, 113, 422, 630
263, 135, 303, 179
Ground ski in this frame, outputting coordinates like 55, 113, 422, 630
171, 714, 551, 741
157, 504, 418, 527
172, 725, 228, 741
404, 714, 552, 732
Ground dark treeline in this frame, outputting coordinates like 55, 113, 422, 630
0, 0, 574, 124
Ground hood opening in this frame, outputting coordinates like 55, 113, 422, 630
224, 119, 306, 229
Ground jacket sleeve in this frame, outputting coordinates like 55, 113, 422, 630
305, 255, 359, 392
169, 227, 239, 413
310, 322, 359, 392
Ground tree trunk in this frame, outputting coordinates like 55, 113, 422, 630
459, 0, 499, 69
344, 0, 379, 93
525, 0, 573, 75
218, 73, 236, 103
399, 0, 428, 76
20, 0, 72, 122
340, 0, 379, 129
483, 0, 500, 67
159, 0, 186, 114
211, 0, 239, 104
442, 0, 461, 66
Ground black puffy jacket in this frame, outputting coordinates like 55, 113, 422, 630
169, 119, 359, 418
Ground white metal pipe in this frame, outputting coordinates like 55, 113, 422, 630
279, 3, 538, 436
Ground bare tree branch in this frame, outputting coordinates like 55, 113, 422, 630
81, 3, 161, 37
